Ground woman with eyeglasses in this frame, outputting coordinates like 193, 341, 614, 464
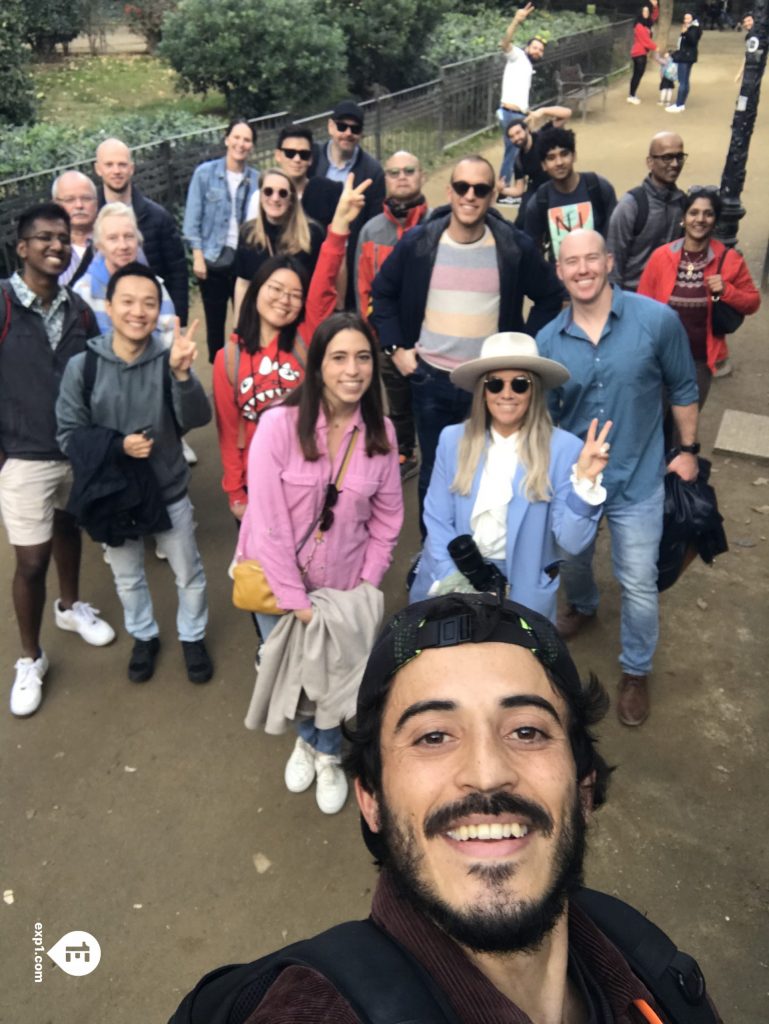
238, 311, 402, 814
233, 169, 325, 322
410, 333, 610, 626
638, 187, 760, 413
213, 176, 370, 524
183, 119, 259, 363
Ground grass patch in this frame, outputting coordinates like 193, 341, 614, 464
34, 55, 226, 125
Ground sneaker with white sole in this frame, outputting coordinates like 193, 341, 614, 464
314, 753, 348, 814
626, 95, 641, 104
54, 600, 116, 646
182, 439, 198, 465
10, 652, 49, 717
284, 737, 317, 793
665, 104, 683, 113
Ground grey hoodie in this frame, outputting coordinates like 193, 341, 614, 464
606, 175, 686, 291
56, 332, 211, 505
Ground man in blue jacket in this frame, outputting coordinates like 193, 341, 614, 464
370, 155, 564, 526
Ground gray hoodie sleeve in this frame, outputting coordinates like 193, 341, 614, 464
170, 370, 212, 432
606, 193, 639, 286
55, 354, 90, 456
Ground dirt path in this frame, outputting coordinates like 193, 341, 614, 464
1, 29, 767, 1023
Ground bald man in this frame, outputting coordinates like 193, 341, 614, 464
93, 138, 188, 324
606, 132, 687, 291
51, 170, 98, 286
537, 229, 699, 727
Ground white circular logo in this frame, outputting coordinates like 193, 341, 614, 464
46, 931, 101, 977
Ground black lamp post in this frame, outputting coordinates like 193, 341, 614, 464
716, 5, 768, 248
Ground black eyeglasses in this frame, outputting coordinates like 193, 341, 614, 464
262, 186, 290, 199
651, 152, 688, 165
451, 180, 494, 199
280, 147, 312, 161
319, 483, 339, 533
484, 375, 532, 395
22, 232, 71, 245
334, 121, 362, 135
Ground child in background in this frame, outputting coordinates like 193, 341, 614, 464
659, 51, 678, 105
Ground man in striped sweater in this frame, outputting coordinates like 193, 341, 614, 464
371, 155, 563, 526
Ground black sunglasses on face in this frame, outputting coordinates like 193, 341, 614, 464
484, 375, 532, 395
262, 186, 290, 199
319, 483, 339, 533
334, 121, 362, 135
280, 147, 312, 161
651, 152, 688, 165
451, 180, 494, 199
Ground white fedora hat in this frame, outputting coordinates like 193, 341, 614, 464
450, 332, 570, 393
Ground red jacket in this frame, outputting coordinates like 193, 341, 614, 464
355, 200, 428, 320
637, 237, 761, 373
213, 230, 346, 508
631, 6, 658, 57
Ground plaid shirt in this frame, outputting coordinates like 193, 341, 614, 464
9, 272, 70, 351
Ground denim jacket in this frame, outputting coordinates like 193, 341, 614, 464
183, 157, 260, 262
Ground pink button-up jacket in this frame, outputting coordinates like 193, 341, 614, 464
238, 404, 403, 611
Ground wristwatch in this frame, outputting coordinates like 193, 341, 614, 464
679, 442, 701, 454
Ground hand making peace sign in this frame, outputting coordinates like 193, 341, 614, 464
330, 173, 372, 235
169, 317, 200, 380
575, 418, 612, 484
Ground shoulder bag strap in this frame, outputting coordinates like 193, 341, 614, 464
294, 427, 360, 554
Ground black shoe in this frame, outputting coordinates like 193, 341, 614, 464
399, 454, 419, 482
128, 637, 160, 683
182, 639, 213, 683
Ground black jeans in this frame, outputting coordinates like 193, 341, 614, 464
199, 264, 236, 363
381, 353, 416, 458
629, 56, 647, 97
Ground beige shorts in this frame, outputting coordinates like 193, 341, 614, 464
0, 459, 73, 546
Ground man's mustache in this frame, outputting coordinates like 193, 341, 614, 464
424, 791, 554, 839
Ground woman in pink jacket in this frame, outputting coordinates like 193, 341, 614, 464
638, 186, 760, 415
628, 0, 659, 104
239, 312, 403, 813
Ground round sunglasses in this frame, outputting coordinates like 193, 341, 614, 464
451, 180, 494, 199
262, 186, 290, 199
484, 376, 532, 395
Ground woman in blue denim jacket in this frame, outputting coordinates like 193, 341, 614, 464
183, 120, 260, 363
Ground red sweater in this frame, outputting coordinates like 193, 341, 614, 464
631, 7, 658, 57
213, 229, 347, 508
637, 237, 761, 372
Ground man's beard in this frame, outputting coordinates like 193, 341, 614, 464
377, 788, 586, 955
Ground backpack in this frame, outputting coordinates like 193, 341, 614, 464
168, 888, 717, 1024
0, 281, 94, 349
535, 171, 611, 253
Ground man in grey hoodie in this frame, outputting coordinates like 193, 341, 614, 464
607, 132, 687, 292
56, 262, 213, 684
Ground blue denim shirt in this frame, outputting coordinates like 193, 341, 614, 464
537, 287, 698, 506
182, 157, 259, 261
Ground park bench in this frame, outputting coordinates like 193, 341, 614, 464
555, 64, 609, 120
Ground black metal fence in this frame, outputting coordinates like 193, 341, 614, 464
0, 20, 632, 276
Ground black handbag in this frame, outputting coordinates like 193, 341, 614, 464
710, 249, 744, 335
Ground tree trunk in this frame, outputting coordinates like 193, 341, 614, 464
657, 0, 676, 48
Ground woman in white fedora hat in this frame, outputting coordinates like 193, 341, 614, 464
410, 332, 612, 624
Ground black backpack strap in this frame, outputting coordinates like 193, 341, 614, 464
170, 919, 460, 1024
574, 888, 717, 1024
0, 284, 11, 346
582, 172, 606, 233
81, 347, 98, 415
628, 185, 650, 238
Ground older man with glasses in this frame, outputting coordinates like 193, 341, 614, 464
607, 131, 688, 292
51, 170, 99, 287
371, 155, 563, 530
309, 100, 386, 308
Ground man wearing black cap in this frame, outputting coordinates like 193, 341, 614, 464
172, 593, 720, 1024
310, 100, 386, 309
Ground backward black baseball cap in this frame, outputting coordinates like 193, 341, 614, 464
356, 591, 582, 717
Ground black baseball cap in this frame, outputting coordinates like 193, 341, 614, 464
331, 100, 365, 127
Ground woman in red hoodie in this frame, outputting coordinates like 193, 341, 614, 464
638, 186, 760, 415
628, 1, 659, 104
213, 175, 370, 522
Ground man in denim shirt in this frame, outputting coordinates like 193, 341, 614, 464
537, 229, 699, 727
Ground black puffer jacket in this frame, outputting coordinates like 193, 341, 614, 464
674, 22, 701, 63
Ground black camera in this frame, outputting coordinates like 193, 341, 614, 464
447, 534, 508, 600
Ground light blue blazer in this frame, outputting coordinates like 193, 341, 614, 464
410, 424, 603, 623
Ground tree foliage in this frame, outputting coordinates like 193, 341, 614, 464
159, 0, 347, 116
317, 0, 451, 94
22, 0, 85, 56
124, 0, 177, 54
0, 0, 36, 125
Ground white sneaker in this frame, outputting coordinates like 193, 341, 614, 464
665, 104, 682, 113
626, 96, 641, 104
284, 737, 317, 793
54, 600, 116, 646
10, 652, 49, 717
182, 439, 198, 465
314, 753, 348, 814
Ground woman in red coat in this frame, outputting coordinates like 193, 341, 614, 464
628, 0, 659, 104
638, 186, 760, 414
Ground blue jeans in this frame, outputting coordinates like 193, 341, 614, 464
497, 108, 527, 183
255, 612, 342, 756
558, 485, 664, 676
409, 360, 473, 531
107, 495, 208, 642
676, 63, 692, 106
